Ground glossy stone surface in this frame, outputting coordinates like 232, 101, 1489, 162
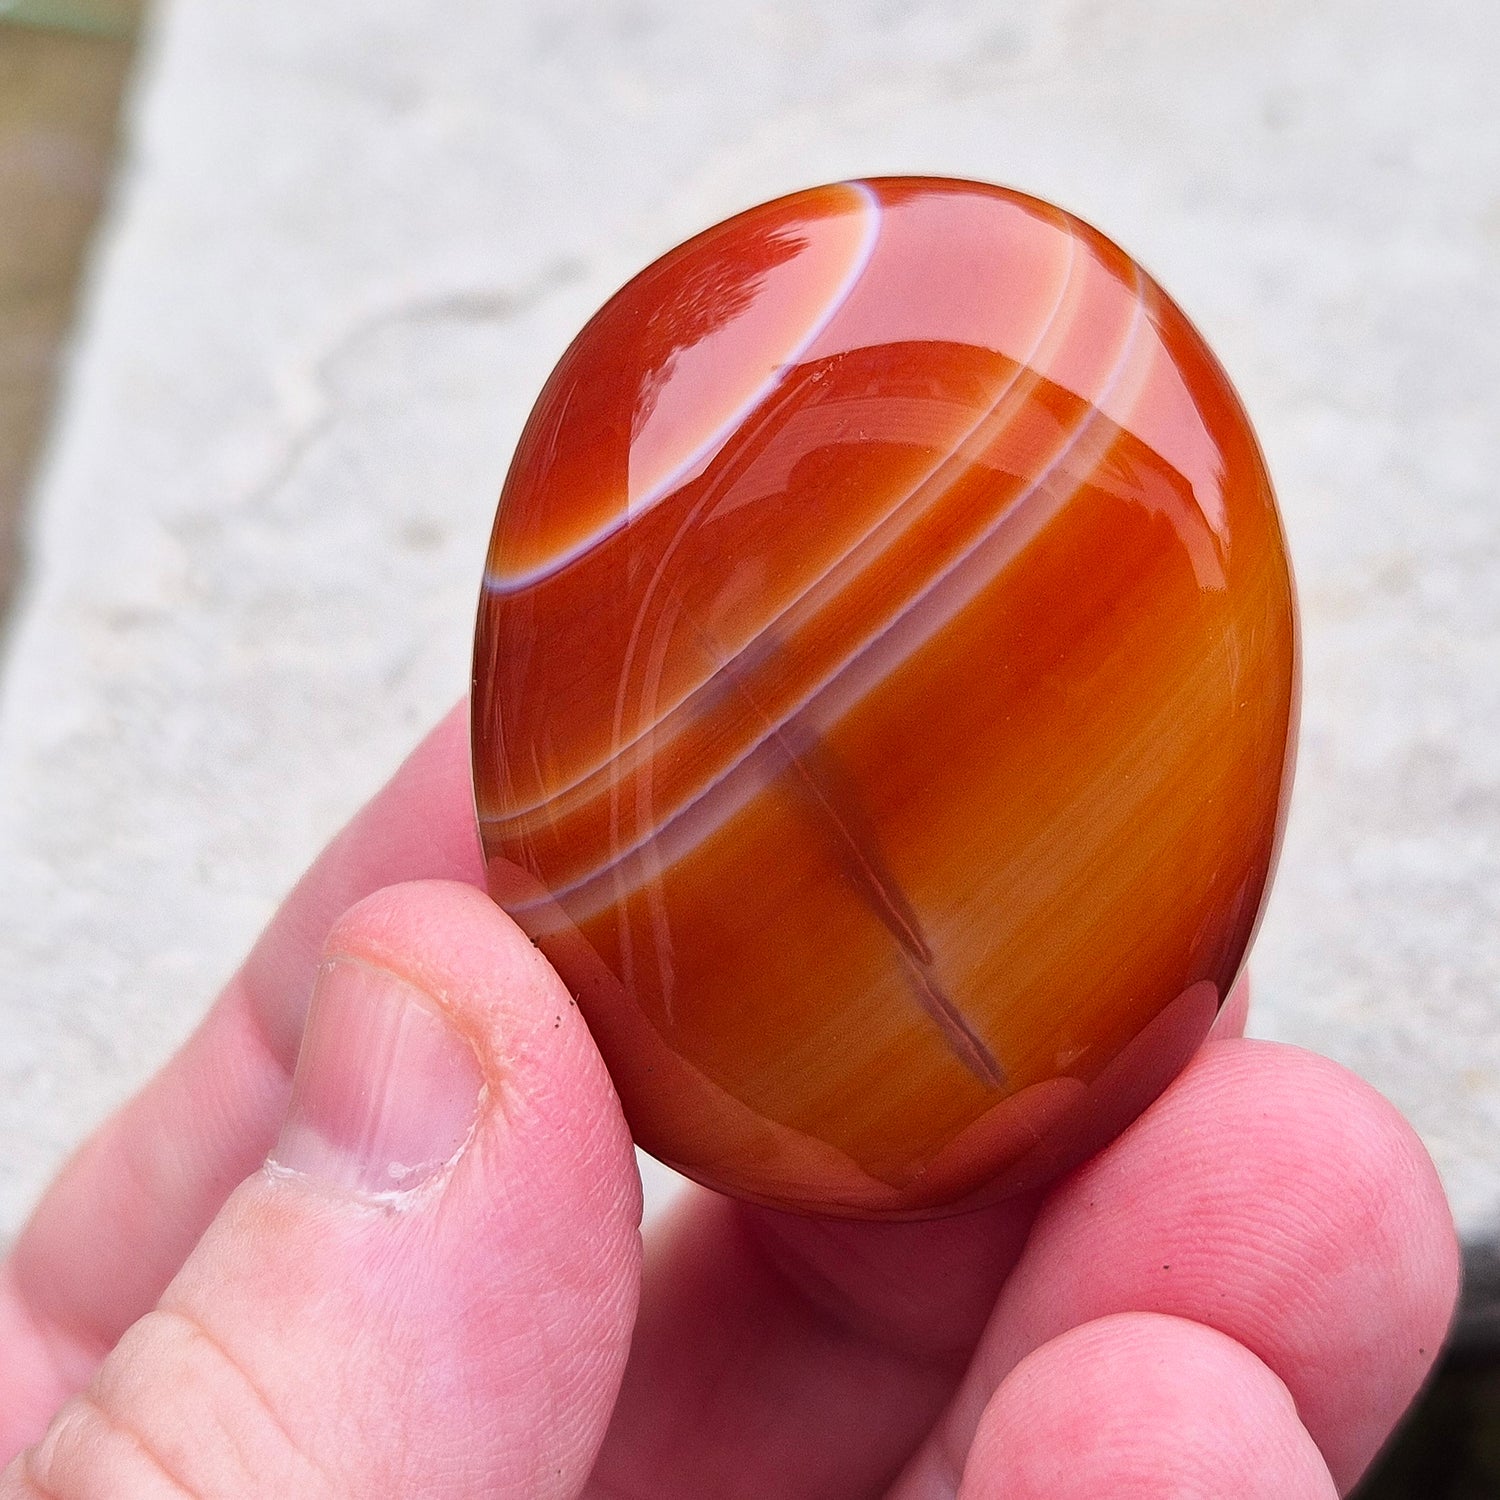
472, 177, 1298, 1218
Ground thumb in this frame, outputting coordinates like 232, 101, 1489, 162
3, 881, 643, 1500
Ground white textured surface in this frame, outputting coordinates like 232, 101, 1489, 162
1, 0, 1496, 1243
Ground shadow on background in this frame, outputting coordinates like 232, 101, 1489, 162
1356, 1355, 1500, 1498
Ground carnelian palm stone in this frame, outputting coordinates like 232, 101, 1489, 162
471, 177, 1298, 1218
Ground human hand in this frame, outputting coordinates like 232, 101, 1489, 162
0, 706, 1458, 1497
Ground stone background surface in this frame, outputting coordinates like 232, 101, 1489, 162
1, 0, 1495, 1289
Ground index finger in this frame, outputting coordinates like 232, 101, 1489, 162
1, 702, 482, 1454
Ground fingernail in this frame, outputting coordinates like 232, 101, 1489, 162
270, 957, 484, 1199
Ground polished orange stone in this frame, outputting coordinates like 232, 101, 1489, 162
471, 177, 1298, 1218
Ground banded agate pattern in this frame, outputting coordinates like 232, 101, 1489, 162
471, 177, 1298, 1217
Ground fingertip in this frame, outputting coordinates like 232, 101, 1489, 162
309, 877, 644, 1226
1192, 1041, 1459, 1344
959, 1313, 1337, 1500
268, 953, 486, 1201
317, 880, 588, 1071
1004, 1039, 1459, 1490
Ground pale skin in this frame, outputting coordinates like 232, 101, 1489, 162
0, 705, 1459, 1498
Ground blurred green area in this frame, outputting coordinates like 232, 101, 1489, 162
0, 0, 143, 611
0, 0, 137, 40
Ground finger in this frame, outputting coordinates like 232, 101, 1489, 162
586, 1190, 1041, 1500
893, 1040, 1459, 1496
0, 703, 481, 1454
957, 1313, 1336, 1499
2, 881, 642, 1500
584, 975, 1251, 1498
